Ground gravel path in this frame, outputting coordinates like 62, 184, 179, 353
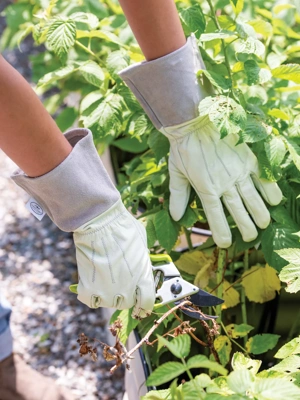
0, 2, 124, 398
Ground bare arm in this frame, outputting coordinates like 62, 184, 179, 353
0, 55, 72, 177
119, 0, 186, 60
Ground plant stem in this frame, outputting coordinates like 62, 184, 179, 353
216, 248, 226, 319
184, 227, 194, 251
75, 40, 105, 66
240, 250, 249, 347
182, 359, 194, 381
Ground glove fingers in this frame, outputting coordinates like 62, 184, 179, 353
236, 177, 270, 229
223, 187, 257, 242
251, 173, 282, 206
199, 193, 232, 248
132, 263, 156, 320
169, 159, 191, 221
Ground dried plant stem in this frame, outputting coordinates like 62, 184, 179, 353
199, 317, 220, 364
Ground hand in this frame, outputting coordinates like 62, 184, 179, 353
12, 128, 155, 318
74, 199, 155, 319
161, 115, 282, 248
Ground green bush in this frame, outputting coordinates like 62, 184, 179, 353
2, 0, 300, 398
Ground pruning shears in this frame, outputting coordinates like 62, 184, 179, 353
69, 254, 224, 320
151, 254, 224, 320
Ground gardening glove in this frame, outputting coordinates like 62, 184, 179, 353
11, 128, 155, 319
119, 35, 283, 249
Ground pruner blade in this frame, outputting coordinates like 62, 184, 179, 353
189, 289, 224, 308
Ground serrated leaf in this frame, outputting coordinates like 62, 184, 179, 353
70, 12, 99, 30
199, 95, 246, 138
187, 355, 228, 375
157, 334, 191, 359
271, 355, 300, 373
200, 70, 232, 90
146, 362, 186, 387
230, 0, 244, 15
180, 5, 206, 38
80, 91, 103, 114
232, 352, 262, 374
79, 61, 105, 87
241, 264, 281, 303
107, 50, 129, 80
226, 324, 254, 339
146, 217, 157, 248
246, 334, 280, 355
142, 389, 171, 400
227, 369, 255, 395
275, 336, 300, 359
277, 248, 300, 293
46, 17, 76, 60
286, 139, 300, 171
252, 377, 300, 400
223, 280, 240, 308
214, 336, 232, 366
109, 308, 139, 344
236, 37, 265, 59
37, 64, 76, 87
178, 206, 198, 228
154, 210, 180, 252
200, 30, 237, 42
264, 137, 286, 167
148, 130, 170, 163
128, 113, 150, 137
272, 64, 300, 83
244, 60, 271, 85
262, 222, 300, 272
239, 115, 269, 143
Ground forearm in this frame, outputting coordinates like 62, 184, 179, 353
119, 0, 185, 60
0, 55, 72, 177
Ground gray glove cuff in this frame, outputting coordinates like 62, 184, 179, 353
119, 35, 210, 130
11, 128, 120, 232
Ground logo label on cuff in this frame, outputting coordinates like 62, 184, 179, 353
25, 197, 46, 221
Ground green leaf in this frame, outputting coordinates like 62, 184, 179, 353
112, 135, 148, 153
244, 60, 271, 85
277, 248, 300, 293
230, 0, 244, 15
265, 137, 286, 167
80, 91, 103, 114
272, 64, 300, 83
148, 131, 170, 163
181, 380, 206, 400
146, 362, 186, 387
106, 50, 130, 80
128, 113, 150, 137
236, 37, 265, 59
199, 70, 232, 90
154, 210, 180, 252
79, 61, 105, 87
109, 308, 139, 344
214, 336, 232, 366
273, 3, 296, 14
55, 107, 77, 132
200, 30, 237, 42
187, 355, 228, 375
142, 389, 171, 400
178, 206, 198, 228
157, 334, 191, 358
271, 355, 300, 373
286, 139, 300, 171
226, 324, 254, 339
268, 109, 289, 121
261, 222, 300, 272
70, 12, 99, 30
246, 334, 280, 355
180, 5, 206, 38
199, 95, 246, 138
238, 115, 269, 143
248, 20, 273, 38
227, 369, 255, 395
46, 17, 76, 60
231, 352, 262, 374
275, 336, 300, 359
146, 217, 157, 248
37, 64, 76, 87
252, 377, 300, 400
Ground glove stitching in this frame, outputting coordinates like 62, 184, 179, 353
100, 237, 116, 284
132, 218, 147, 249
222, 140, 245, 164
209, 136, 231, 177
111, 234, 133, 277
222, 193, 253, 239
251, 173, 270, 204
236, 180, 261, 226
198, 138, 215, 184
75, 210, 126, 236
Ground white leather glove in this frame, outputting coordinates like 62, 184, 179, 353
119, 36, 282, 248
11, 129, 155, 318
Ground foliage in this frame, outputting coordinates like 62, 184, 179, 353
2, 0, 300, 396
